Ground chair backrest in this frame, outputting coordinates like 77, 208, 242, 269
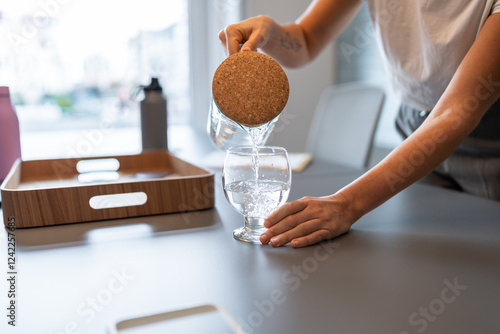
306, 83, 385, 169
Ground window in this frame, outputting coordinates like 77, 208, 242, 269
0, 0, 192, 159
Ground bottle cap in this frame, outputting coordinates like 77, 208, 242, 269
142, 78, 163, 92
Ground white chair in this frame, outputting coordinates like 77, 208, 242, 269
306, 82, 385, 169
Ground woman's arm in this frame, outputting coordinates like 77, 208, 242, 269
219, 0, 362, 67
261, 13, 500, 248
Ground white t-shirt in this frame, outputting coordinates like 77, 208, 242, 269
366, 0, 500, 111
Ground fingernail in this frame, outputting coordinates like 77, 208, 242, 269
270, 237, 280, 247
260, 233, 269, 244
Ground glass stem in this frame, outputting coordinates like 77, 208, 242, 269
244, 217, 266, 234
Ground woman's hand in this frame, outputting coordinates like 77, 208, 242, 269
260, 193, 356, 248
218, 1, 363, 67
219, 15, 276, 56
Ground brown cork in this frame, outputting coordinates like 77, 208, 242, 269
212, 51, 289, 126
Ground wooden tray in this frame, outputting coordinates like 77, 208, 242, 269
0, 151, 214, 228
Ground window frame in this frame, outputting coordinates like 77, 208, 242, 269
187, 0, 244, 132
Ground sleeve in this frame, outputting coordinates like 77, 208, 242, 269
491, 0, 500, 14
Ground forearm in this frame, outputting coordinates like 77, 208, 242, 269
338, 114, 471, 221
254, 0, 362, 68
259, 13, 500, 248
338, 13, 500, 221
261, 117, 468, 248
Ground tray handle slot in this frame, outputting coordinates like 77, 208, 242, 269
77, 158, 120, 173
89, 192, 147, 210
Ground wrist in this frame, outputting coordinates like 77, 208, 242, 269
332, 186, 367, 225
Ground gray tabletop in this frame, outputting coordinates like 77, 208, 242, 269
1, 157, 500, 334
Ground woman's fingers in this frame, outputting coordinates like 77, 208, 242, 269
268, 218, 326, 247
240, 37, 260, 52
220, 25, 242, 56
260, 200, 309, 244
265, 199, 308, 228
218, 29, 228, 54
260, 195, 353, 248
218, 16, 275, 56
289, 229, 335, 248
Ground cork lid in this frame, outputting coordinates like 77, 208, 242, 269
212, 51, 289, 126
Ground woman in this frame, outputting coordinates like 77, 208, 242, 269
219, 0, 500, 248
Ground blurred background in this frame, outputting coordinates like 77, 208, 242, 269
0, 0, 401, 163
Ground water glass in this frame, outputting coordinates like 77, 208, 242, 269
222, 146, 292, 243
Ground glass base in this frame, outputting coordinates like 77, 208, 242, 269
233, 217, 267, 244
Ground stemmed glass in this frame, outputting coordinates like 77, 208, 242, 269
222, 146, 292, 243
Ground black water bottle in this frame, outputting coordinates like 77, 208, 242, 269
140, 78, 168, 151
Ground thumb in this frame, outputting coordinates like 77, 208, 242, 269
241, 39, 259, 52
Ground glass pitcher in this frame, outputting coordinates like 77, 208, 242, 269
207, 96, 279, 150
